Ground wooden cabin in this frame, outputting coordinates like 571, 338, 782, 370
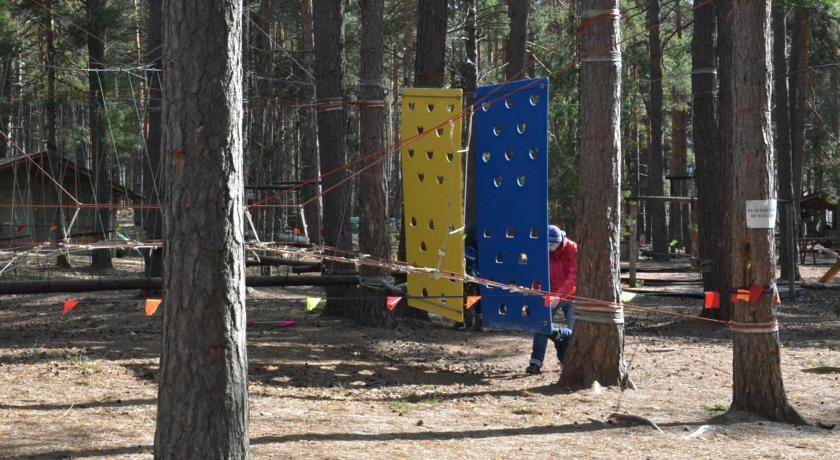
0, 152, 141, 247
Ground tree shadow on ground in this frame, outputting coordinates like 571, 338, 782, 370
250, 420, 705, 444
0, 397, 155, 411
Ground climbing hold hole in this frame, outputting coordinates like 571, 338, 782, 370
408, 102, 415, 111
427, 104, 435, 112
506, 227, 515, 238
447, 104, 455, 112
428, 220, 435, 230
482, 152, 491, 163
529, 148, 538, 160
436, 176, 444, 185
407, 149, 415, 158
496, 252, 504, 264
499, 305, 508, 315
410, 217, 417, 227
493, 126, 502, 136
446, 152, 454, 162
420, 241, 427, 252
417, 173, 425, 182
529, 94, 539, 106
530, 227, 539, 238
516, 123, 527, 134
436, 127, 444, 137
482, 102, 491, 111
426, 151, 434, 159
505, 150, 514, 161
483, 227, 492, 238
493, 176, 502, 187
422, 287, 428, 297
519, 253, 528, 265
417, 126, 424, 134
517, 175, 526, 186
505, 99, 515, 109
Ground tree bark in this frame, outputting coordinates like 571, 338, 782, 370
646, 0, 668, 261
726, 0, 804, 425
559, 0, 629, 390
356, 0, 390, 326
143, 0, 163, 288
464, 0, 477, 228
414, 0, 448, 87
692, 0, 725, 300
789, 8, 809, 250
44, 0, 57, 166
505, 0, 529, 81
314, 0, 354, 317
299, 0, 321, 245
86, 0, 112, 269
670, 109, 688, 251
773, 0, 797, 281
154, 0, 249, 457
700, 0, 735, 320
401, 0, 448, 320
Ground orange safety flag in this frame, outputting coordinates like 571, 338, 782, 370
145, 299, 162, 316
749, 285, 765, 304
62, 300, 79, 315
774, 288, 781, 305
48, 224, 58, 232
704, 292, 720, 310
730, 289, 751, 303
465, 296, 481, 310
386, 296, 402, 311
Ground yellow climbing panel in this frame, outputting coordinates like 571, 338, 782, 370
401, 88, 465, 322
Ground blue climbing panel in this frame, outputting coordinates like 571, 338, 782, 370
475, 78, 550, 335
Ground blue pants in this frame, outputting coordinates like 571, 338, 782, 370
529, 302, 574, 368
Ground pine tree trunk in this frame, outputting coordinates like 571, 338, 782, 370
414, 0, 448, 87
464, 0, 478, 227
299, 0, 321, 245
559, 0, 630, 390
86, 0, 112, 270
357, 0, 390, 326
726, 0, 804, 424
401, 0, 448, 320
505, 0, 529, 81
46, 0, 71, 267
154, 0, 249, 457
700, 0, 735, 320
314, 0, 354, 318
670, 109, 687, 251
143, 0, 163, 289
44, 0, 57, 166
789, 8, 809, 252
773, 0, 796, 281
646, 0, 668, 261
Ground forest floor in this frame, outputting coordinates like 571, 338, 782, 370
0, 252, 838, 458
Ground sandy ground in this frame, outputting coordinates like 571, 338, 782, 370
0, 254, 838, 459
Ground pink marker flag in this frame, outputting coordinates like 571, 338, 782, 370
386, 296, 402, 311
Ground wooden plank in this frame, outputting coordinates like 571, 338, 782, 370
818, 257, 840, 283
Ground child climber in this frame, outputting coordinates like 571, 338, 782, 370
526, 225, 578, 375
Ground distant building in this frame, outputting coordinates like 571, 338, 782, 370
0, 152, 141, 247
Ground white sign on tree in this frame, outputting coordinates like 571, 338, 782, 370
746, 199, 777, 228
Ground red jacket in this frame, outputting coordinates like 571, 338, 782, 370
550, 239, 578, 299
